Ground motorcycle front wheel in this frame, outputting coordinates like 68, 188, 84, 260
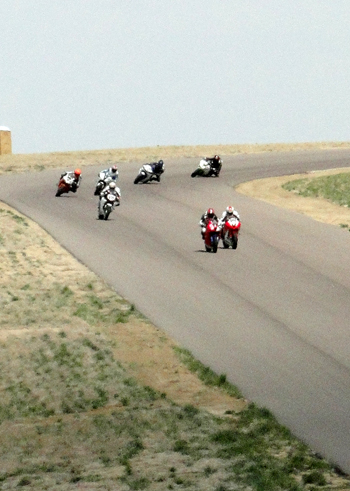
232, 236, 238, 249
134, 174, 145, 184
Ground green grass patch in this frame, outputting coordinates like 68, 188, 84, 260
282, 172, 350, 207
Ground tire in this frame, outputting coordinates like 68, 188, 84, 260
223, 241, 229, 249
55, 187, 64, 197
213, 243, 218, 253
191, 169, 200, 178
205, 245, 210, 252
134, 174, 143, 184
232, 236, 238, 249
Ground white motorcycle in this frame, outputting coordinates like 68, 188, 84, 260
191, 158, 221, 178
98, 189, 120, 220
94, 171, 118, 196
134, 163, 163, 184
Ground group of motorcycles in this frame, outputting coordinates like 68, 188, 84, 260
55, 156, 241, 250
203, 216, 241, 253
55, 162, 165, 220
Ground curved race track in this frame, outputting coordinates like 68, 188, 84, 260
1, 149, 350, 473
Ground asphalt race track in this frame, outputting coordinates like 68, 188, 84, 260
1, 149, 350, 473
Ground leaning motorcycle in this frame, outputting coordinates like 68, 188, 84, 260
191, 159, 221, 178
203, 219, 220, 253
55, 174, 76, 197
94, 171, 117, 195
98, 191, 120, 220
134, 164, 161, 184
221, 216, 241, 249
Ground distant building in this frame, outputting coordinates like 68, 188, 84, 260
0, 126, 12, 155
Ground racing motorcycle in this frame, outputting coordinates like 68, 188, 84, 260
221, 216, 241, 249
94, 171, 117, 196
55, 173, 77, 197
191, 158, 221, 178
98, 190, 120, 220
134, 163, 163, 184
203, 219, 220, 253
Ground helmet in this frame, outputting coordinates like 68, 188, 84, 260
214, 155, 220, 161
111, 165, 118, 173
158, 160, 163, 166
74, 168, 81, 176
109, 181, 116, 189
226, 206, 234, 215
207, 208, 215, 218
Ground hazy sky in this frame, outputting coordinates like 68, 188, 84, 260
2, 1, 350, 154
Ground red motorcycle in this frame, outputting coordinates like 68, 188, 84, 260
221, 216, 241, 249
55, 173, 77, 197
204, 219, 220, 253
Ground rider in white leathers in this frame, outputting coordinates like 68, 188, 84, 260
101, 164, 119, 181
219, 206, 240, 225
98, 181, 121, 218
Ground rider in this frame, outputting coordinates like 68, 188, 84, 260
98, 181, 121, 219
205, 155, 222, 176
220, 205, 240, 224
60, 168, 82, 192
100, 164, 119, 181
149, 160, 165, 181
199, 208, 218, 238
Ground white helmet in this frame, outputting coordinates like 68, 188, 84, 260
226, 206, 234, 215
109, 182, 116, 189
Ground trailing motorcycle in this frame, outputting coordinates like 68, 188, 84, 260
94, 171, 117, 196
134, 162, 164, 184
221, 216, 241, 249
203, 219, 220, 253
191, 158, 222, 178
55, 173, 77, 197
98, 190, 120, 220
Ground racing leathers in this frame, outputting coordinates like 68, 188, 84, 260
60, 171, 82, 192
98, 183, 121, 218
199, 210, 218, 238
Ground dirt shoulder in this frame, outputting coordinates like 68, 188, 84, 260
236, 167, 350, 227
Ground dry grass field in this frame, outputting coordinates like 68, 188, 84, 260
0, 143, 350, 490
2, 141, 350, 175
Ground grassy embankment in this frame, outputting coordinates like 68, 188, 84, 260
0, 144, 350, 490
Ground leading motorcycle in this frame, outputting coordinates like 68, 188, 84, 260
98, 190, 120, 220
221, 216, 241, 249
203, 219, 220, 253
191, 158, 221, 178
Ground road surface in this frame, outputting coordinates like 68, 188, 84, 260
1, 148, 350, 472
